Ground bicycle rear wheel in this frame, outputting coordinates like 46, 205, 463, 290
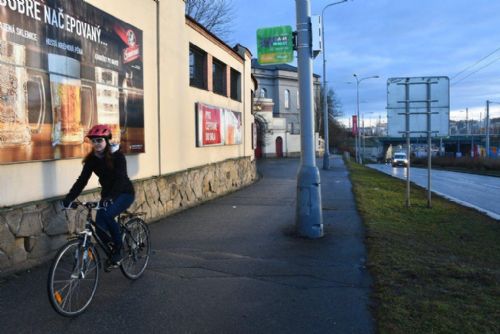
47, 240, 100, 317
120, 218, 150, 280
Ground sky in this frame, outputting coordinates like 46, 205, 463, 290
229, 0, 500, 127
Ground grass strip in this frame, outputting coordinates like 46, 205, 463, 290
347, 161, 500, 333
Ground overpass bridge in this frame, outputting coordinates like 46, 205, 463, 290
373, 134, 500, 157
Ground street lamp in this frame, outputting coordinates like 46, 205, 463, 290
486, 100, 500, 157
362, 111, 375, 161
353, 74, 379, 163
321, 0, 348, 170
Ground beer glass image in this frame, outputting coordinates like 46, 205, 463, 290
95, 67, 122, 144
0, 40, 46, 147
49, 54, 93, 145
225, 110, 242, 145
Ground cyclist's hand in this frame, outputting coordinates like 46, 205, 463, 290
99, 198, 113, 208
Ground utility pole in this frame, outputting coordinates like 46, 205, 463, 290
320, 0, 347, 170
353, 74, 378, 164
321, 13, 330, 170
486, 100, 490, 157
362, 114, 365, 160
466, 107, 469, 135
295, 0, 323, 238
355, 81, 360, 163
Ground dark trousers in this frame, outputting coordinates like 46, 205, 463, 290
95, 193, 135, 249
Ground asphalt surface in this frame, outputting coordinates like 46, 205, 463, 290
367, 163, 500, 220
0, 156, 373, 334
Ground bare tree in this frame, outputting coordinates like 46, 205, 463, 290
185, 0, 235, 43
314, 86, 343, 133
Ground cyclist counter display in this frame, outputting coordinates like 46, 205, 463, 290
0, 0, 145, 164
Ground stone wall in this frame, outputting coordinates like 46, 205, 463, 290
0, 157, 256, 276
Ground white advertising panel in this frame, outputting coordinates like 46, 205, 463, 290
387, 77, 449, 137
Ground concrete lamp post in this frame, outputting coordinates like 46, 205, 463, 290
353, 74, 378, 164
321, 0, 348, 170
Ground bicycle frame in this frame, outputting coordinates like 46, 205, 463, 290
72, 203, 118, 268
49, 201, 150, 317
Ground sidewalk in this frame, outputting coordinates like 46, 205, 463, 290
0, 155, 374, 334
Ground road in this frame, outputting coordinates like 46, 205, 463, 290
367, 164, 500, 220
0, 157, 373, 333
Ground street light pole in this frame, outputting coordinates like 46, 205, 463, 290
295, 0, 323, 238
362, 111, 374, 161
486, 100, 491, 157
321, 0, 347, 170
485, 100, 500, 158
353, 74, 379, 163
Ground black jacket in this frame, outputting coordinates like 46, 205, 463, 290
64, 150, 135, 202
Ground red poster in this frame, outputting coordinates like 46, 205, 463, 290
352, 115, 358, 135
198, 103, 223, 146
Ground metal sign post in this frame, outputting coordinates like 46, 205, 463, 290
255, 3, 323, 238
388, 77, 449, 208
426, 80, 432, 207
295, 0, 323, 238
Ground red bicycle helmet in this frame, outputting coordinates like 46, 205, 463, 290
86, 124, 112, 139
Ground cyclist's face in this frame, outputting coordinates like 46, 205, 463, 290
91, 137, 107, 153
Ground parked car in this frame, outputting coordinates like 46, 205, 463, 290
392, 152, 408, 167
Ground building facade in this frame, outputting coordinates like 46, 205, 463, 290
251, 59, 322, 157
0, 0, 256, 274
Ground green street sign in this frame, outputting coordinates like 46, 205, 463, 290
257, 25, 294, 65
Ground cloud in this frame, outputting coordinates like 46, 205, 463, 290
231, 0, 500, 126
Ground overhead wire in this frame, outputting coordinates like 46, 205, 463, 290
450, 46, 500, 81
451, 54, 500, 86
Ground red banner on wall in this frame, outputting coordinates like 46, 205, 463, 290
197, 103, 223, 146
196, 103, 243, 147
352, 115, 358, 135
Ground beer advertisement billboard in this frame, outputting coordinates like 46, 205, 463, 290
0, 0, 145, 164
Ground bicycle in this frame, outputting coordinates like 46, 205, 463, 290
47, 201, 151, 317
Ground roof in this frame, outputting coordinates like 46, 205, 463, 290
251, 58, 320, 78
186, 15, 245, 62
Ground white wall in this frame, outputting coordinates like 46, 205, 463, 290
0, 0, 254, 207
0, 0, 159, 207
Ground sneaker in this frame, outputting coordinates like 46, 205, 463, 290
104, 248, 123, 272
104, 259, 116, 272
111, 247, 124, 265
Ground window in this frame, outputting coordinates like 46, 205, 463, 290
259, 88, 267, 98
189, 44, 207, 89
251, 90, 254, 112
284, 89, 290, 109
230, 68, 241, 101
212, 57, 226, 96
296, 90, 300, 109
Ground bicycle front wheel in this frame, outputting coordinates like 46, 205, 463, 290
47, 240, 100, 317
120, 218, 151, 280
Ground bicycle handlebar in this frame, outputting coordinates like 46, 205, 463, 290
63, 201, 103, 211
63, 201, 146, 219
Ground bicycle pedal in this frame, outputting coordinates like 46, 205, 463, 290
71, 271, 85, 279
104, 260, 118, 272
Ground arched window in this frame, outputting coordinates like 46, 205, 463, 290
284, 89, 290, 109
259, 88, 267, 98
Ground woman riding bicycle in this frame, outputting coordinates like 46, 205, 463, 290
62, 124, 135, 267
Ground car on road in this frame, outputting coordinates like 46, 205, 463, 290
392, 152, 408, 167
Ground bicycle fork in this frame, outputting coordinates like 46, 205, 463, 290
71, 230, 93, 279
